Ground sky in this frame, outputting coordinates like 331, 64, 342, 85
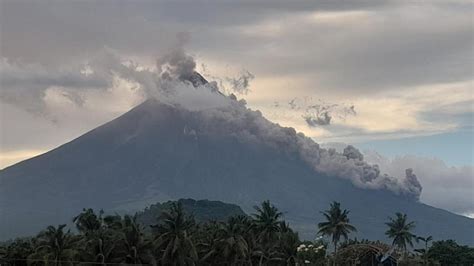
0, 1, 473, 216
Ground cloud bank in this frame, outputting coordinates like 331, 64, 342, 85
363, 151, 474, 217
1, 1, 472, 145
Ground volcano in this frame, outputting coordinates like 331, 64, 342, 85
1, 75, 473, 244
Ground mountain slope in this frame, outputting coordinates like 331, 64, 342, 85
1, 98, 473, 244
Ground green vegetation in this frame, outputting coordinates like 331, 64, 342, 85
427, 240, 474, 265
317, 201, 357, 264
136, 199, 246, 227
385, 212, 417, 259
0, 199, 473, 265
414, 235, 432, 265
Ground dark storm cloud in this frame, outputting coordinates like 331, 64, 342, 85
209, 4, 472, 93
3, 0, 471, 94
2, 1, 471, 96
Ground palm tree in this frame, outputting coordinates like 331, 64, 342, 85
73, 208, 103, 236
29, 224, 77, 266
385, 212, 416, 258
318, 201, 357, 264
195, 221, 222, 263
232, 215, 260, 266
114, 215, 155, 264
73, 209, 119, 264
152, 202, 198, 265
0, 245, 5, 263
251, 201, 287, 265
277, 221, 299, 265
253, 200, 283, 243
82, 235, 118, 264
218, 216, 250, 265
0, 238, 34, 266
415, 235, 432, 265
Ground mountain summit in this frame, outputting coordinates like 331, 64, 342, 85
1, 74, 472, 244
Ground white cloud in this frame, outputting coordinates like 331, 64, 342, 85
251, 80, 472, 143
0, 150, 46, 170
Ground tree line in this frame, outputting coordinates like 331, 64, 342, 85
1, 200, 473, 265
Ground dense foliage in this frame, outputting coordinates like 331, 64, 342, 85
0, 201, 315, 265
136, 199, 246, 227
317, 201, 357, 259
0, 200, 473, 265
427, 240, 474, 265
385, 212, 417, 254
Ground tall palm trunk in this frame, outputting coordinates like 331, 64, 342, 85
333, 240, 338, 266
54, 247, 59, 266
55, 249, 61, 266
424, 241, 429, 265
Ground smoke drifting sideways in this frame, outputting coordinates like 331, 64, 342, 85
195, 102, 422, 200
145, 48, 422, 200
199, 63, 255, 95
278, 97, 357, 127
0, 45, 422, 200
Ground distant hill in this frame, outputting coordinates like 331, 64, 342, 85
135, 199, 246, 227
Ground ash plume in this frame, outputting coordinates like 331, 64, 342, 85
191, 97, 422, 200
404, 168, 423, 197
343, 145, 364, 161
225, 70, 255, 94
199, 64, 255, 95
156, 33, 197, 85
303, 104, 334, 126
363, 151, 472, 216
